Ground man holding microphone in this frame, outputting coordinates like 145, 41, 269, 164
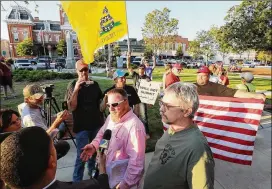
81, 88, 146, 189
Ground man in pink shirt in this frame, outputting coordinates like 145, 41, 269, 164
81, 88, 146, 189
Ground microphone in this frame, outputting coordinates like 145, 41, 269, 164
92, 129, 112, 178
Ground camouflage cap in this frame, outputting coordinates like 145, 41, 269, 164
23, 84, 44, 99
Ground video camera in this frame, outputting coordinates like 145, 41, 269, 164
41, 84, 54, 98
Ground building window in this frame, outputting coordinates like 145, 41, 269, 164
23, 30, 28, 40
13, 32, 19, 42
49, 35, 52, 42
50, 24, 61, 31
33, 23, 44, 30
36, 33, 41, 42
44, 34, 49, 42
55, 35, 60, 42
20, 10, 29, 20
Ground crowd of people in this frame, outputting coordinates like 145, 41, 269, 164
0, 54, 267, 189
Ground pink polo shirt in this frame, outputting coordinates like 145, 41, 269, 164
91, 109, 146, 189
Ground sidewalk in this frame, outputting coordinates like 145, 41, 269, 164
56, 111, 271, 189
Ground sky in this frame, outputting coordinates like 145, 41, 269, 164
1, 1, 242, 41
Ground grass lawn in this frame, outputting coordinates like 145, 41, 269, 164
2, 67, 271, 152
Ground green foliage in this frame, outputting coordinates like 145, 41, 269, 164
113, 45, 121, 57
257, 51, 272, 63
223, 1, 272, 52
187, 40, 202, 59
16, 38, 34, 56
56, 39, 67, 56
142, 7, 179, 53
195, 30, 217, 61
94, 50, 105, 62
143, 46, 153, 59
13, 70, 76, 82
175, 46, 183, 59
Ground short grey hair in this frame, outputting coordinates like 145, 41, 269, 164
165, 82, 199, 118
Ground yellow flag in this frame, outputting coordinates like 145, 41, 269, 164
61, 1, 128, 64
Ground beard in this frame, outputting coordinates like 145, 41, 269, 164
110, 112, 121, 123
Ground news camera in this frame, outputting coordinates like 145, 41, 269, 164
41, 84, 54, 98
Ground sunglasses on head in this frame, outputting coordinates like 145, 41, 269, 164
79, 67, 88, 72
106, 99, 126, 108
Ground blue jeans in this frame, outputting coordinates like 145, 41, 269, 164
139, 103, 150, 135
73, 130, 99, 182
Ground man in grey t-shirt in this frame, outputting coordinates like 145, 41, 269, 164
144, 82, 215, 189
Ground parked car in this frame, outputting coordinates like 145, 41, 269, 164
242, 61, 255, 68
132, 57, 142, 66
186, 61, 198, 69
228, 63, 242, 72
14, 59, 34, 70
156, 60, 165, 66
53, 58, 66, 69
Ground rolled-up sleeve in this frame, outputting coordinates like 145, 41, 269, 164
187, 151, 215, 189
120, 123, 146, 189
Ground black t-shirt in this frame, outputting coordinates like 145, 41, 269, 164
195, 81, 237, 97
131, 71, 151, 92
103, 85, 141, 108
66, 80, 103, 133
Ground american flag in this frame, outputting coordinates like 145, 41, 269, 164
194, 95, 264, 165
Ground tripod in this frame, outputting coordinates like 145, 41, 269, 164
43, 95, 77, 148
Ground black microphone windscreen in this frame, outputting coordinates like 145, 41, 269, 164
103, 129, 112, 140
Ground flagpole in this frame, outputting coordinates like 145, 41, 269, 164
124, 1, 130, 54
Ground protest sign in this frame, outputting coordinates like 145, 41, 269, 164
137, 80, 161, 105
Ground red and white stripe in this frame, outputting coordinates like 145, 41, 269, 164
194, 95, 264, 165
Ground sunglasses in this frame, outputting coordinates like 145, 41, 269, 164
79, 67, 89, 72
106, 99, 126, 108
9, 117, 21, 126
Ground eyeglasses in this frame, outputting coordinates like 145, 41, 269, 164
106, 99, 126, 108
79, 67, 88, 72
159, 100, 183, 111
9, 117, 21, 126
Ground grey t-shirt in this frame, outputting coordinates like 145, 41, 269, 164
144, 125, 215, 189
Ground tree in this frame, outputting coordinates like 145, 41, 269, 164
113, 45, 121, 57
143, 46, 153, 59
209, 26, 232, 62
94, 50, 105, 62
257, 51, 272, 65
56, 39, 67, 56
187, 40, 203, 59
223, 1, 272, 52
1, 1, 39, 13
142, 7, 179, 54
16, 38, 34, 56
196, 30, 217, 62
175, 46, 183, 59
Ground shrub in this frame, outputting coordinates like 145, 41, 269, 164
12, 70, 76, 82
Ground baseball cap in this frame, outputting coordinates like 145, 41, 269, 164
75, 59, 88, 71
240, 72, 254, 83
197, 66, 210, 74
172, 63, 182, 69
23, 84, 44, 99
112, 69, 129, 80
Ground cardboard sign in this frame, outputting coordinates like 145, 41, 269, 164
137, 80, 161, 105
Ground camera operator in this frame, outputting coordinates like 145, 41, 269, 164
19, 84, 70, 160
65, 59, 104, 182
